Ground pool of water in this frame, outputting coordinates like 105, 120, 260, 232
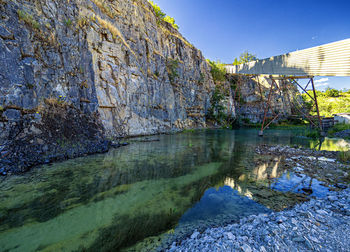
0, 129, 348, 251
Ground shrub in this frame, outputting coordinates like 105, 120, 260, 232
325, 88, 339, 97
207, 60, 226, 82
328, 123, 350, 137
149, 1, 179, 30
207, 85, 232, 125
306, 129, 321, 139
301, 90, 350, 117
164, 16, 179, 30
17, 9, 40, 30
149, 1, 165, 19
338, 151, 350, 163
64, 18, 72, 27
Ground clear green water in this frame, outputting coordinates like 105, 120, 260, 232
0, 129, 348, 251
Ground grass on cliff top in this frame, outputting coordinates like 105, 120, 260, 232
302, 89, 350, 117
148, 1, 179, 29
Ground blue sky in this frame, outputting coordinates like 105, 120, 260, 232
152, 0, 350, 90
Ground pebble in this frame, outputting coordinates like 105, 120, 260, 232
191, 231, 200, 239
226, 232, 235, 240
168, 188, 350, 251
328, 196, 337, 201
241, 244, 252, 252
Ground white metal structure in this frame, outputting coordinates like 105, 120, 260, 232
225, 38, 350, 77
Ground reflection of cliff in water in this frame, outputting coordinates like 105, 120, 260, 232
0, 131, 247, 251
0, 129, 338, 252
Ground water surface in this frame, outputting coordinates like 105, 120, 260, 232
0, 129, 348, 251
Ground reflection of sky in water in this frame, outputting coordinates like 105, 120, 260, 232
180, 186, 271, 225
270, 172, 331, 198
0, 129, 345, 251
167, 186, 271, 241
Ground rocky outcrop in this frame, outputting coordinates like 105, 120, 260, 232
228, 75, 298, 123
84, 0, 214, 136
0, 0, 215, 173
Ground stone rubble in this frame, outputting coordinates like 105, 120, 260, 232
334, 129, 350, 139
255, 144, 349, 186
168, 188, 350, 252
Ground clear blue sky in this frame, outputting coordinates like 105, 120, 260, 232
152, 0, 350, 90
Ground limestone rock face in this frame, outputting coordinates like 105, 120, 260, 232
0, 0, 215, 172
230, 76, 298, 123
83, 0, 214, 136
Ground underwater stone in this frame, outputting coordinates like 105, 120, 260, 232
3, 109, 21, 121
190, 231, 200, 239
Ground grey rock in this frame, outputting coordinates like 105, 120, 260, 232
328, 196, 338, 201
226, 232, 235, 240
259, 245, 267, 252
0, 25, 13, 39
3, 109, 21, 121
316, 210, 328, 215
292, 236, 305, 242
0, 0, 301, 175
241, 244, 252, 252
191, 231, 200, 239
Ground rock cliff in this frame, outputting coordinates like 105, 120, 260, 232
228, 75, 298, 124
0, 0, 297, 174
0, 0, 215, 173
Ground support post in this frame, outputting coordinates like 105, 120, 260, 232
310, 78, 324, 135
259, 77, 275, 136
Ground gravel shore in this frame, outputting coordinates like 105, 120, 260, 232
168, 188, 350, 252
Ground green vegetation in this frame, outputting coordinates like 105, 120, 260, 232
17, 10, 40, 30
325, 88, 340, 97
240, 118, 308, 129
166, 58, 179, 83
182, 129, 196, 133
328, 123, 350, 138
149, 1, 179, 29
338, 151, 350, 163
163, 16, 179, 30
206, 60, 226, 82
207, 85, 234, 127
305, 129, 322, 139
302, 88, 350, 117
233, 51, 257, 65
64, 18, 72, 27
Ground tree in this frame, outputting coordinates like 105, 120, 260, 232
325, 88, 339, 97
207, 60, 226, 82
233, 51, 257, 65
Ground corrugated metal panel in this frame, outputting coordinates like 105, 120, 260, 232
225, 38, 350, 76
